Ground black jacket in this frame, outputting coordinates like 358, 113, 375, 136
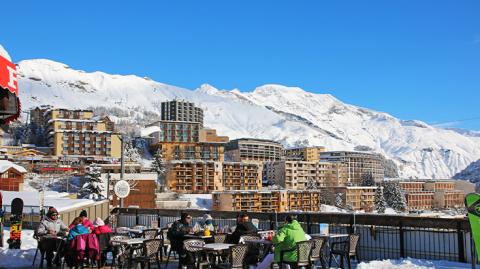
167, 219, 192, 251
229, 221, 258, 244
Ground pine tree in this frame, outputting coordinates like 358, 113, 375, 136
374, 187, 387, 213
124, 140, 141, 162
80, 165, 105, 200
361, 172, 376, 186
151, 148, 167, 189
335, 193, 344, 208
383, 181, 407, 212
306, 177, 318, 190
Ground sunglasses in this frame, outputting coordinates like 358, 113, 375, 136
51, 213, 58, 216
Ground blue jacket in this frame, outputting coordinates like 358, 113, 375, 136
67, 224, 89, 241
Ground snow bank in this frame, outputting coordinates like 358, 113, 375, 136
0, 229, 37, 268
357, 258, 470, 269
178, 194, 212, 210
1, 190, 95, 212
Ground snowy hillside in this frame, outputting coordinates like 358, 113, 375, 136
15, 58, 480, 179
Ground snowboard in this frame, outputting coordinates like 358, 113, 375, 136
7, 198, 23, 249
465, 193, 480, 262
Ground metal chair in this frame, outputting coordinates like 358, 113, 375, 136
279, 240, 314, 269
142, 228, 159, 239
161, 228, 174, 263
110, 234, 129, 269
184, 239, 208, 269
128, 239, 162, 269
214, 233, 227, 243
329, 234, 360, 269
310, 237, 327, 269
214, 244, 249, 269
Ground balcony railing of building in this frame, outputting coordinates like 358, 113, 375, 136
110, 208, 478, 266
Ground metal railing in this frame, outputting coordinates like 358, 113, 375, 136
111, 208, 477, 267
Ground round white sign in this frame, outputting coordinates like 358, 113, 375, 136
114, 180, 130, 198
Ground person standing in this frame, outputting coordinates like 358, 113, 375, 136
36, 207, 68, 267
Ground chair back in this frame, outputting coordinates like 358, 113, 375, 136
296, 240, 314, 266
183, 239, 205, 252
160, 228, 170, 245
143, 239, 162, 258
239, 234, 261, 244
348, 234, 360, 255
214, 233, 227, 243
142, 229, 159, 239
229, 244, 248, 269
310, 237, 325, 260
115, 227, 130, 235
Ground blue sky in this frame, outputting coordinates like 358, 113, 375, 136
1, 1, 479, 130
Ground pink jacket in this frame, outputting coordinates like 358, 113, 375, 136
94, 225, 113, 235
69, 218, 95, 230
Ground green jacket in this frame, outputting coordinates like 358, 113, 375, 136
272, 220, 306, 263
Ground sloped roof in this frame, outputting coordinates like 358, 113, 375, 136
0, 160, 27, 173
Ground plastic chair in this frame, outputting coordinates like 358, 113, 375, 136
310, 237, 327, 269
279, 240, 314, 269
214, 244, 249, 269
128, 239, 162, 269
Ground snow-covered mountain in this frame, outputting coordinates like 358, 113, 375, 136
15, 58, 480, 179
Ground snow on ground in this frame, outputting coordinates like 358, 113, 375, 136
1, 190, 95, 212
178, 194, 212, 210
0, 229, 37, 268
356, 258, 470, 269
320, 204, 348, 213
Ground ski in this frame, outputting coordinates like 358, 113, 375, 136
7, 198, 23, 249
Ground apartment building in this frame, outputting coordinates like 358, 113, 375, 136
320, 151, 384, 185
284, 146, 326, 161
325, 186, 378, 211
399, 180, 468, 210
264, 160, 348, 189
200, 129, 229, 143
161, 100, 204, 127
405, 191, 435, 210
147, 121, 201, 144
36, 108, 121, 160
212, 189, 323, 213
225, 138, 284, 162
166, 160, 262, 193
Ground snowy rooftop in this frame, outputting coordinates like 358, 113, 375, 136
0, 160, 27, 174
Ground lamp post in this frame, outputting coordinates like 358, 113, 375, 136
119, 135, 125, 208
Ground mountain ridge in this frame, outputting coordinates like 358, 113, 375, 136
14, 58, 480, 179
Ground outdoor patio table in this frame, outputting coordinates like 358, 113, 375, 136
310, 233, 349, 267
110, 238, 146, 268
184, 234, 213, 239
203, 243, 235, 251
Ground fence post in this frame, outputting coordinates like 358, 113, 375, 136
399, 221, 405, 258
458, 221, 466, 263
135, 209, 139, 226
269, 214, 275, 230
306, 214, 312, 234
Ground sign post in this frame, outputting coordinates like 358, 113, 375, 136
114, 180, 130, 208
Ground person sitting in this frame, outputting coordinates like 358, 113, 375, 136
67, 217, 90, 242
36, 207, 68, 267
198, 214, 214, 232
69, 210, 94, 231
256, 215, 307, 269
93, 217, 113, 235
229, 212, 258, 244
167, 212, 194, 269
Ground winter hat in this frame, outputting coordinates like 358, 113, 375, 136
203, 214, 213, 221
79, 210, 88, 218
94, 217, 105, 226
47, 207, 58, 217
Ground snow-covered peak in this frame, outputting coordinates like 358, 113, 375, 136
196, 83, 220, 94
0, 44, 12, 61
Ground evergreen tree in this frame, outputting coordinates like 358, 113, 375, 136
151, 148, 167, 189
124, 140, 141, 162
80, 165, 105, 200
374, 187, 387, 213
335, 193, 344, 208
383, 181, 407, 212
361, 172, 376, 186
306, 177, 318, 190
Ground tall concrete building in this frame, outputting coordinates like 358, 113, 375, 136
161, 100, 204, 127
320, 151, 384, 185
225, 138, 284, 162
